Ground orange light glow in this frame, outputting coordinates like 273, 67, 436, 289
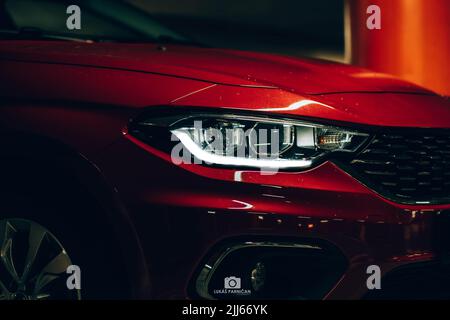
348, 0, 449, 96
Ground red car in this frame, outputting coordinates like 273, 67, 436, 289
1, 0, 450, 300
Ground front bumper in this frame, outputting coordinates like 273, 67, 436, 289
97, 135, 450, 299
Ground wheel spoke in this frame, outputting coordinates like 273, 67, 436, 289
33, 274, 59, 296
0, 221, 20, 282
0, 219, 79, 300
33, 251, 71, 294
0, 294, 8, 300
34, 293, 51, 300
0, 278, 10, 296
42, 251, 71, 274
21, 223, 47, 282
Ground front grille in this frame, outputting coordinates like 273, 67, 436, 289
348, 132, 450, 204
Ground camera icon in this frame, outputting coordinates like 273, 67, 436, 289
224, 276, 241, 289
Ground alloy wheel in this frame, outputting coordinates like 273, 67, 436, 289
0, 219, 81, 300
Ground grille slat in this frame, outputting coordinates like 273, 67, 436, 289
349, 133, 450, 204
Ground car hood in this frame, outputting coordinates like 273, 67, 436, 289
0, 41, 433, 95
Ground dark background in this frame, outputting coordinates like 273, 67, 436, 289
129, 0, 345, 62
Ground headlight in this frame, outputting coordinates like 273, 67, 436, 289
129, 112, 370, 170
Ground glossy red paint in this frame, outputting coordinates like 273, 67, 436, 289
0, 41, 432, 94
1, 40, 450, 299
171, 85, 450, 128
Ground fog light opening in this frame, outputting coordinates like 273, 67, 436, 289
193, 240, 348, 300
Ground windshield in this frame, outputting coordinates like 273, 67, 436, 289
0, 0, 196, 44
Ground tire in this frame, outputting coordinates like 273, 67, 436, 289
0, 187, 130, 300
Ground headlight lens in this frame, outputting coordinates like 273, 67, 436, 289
130, 112, 369, 170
